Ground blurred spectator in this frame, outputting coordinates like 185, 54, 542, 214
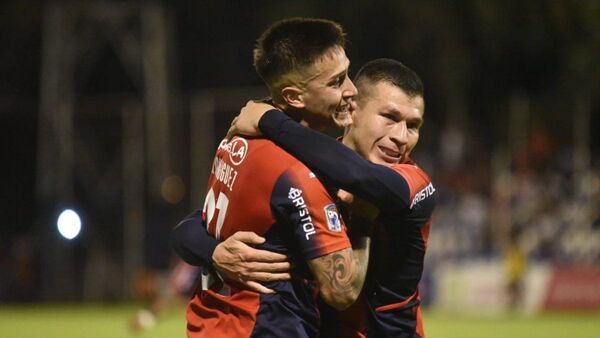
129, 258, 200, 332
504, 228, 527, 310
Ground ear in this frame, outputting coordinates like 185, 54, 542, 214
281, 86, 305, 109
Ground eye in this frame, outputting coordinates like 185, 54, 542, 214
407, 121, 422, 131
381, 113, 398, 122
330, 74, 345, 88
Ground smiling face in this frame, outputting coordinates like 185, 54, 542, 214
343, 81, 424, 165
282, 46, 357, 129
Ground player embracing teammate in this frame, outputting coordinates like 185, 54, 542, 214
171, 17, 437, 338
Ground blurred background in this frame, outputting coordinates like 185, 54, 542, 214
1, 0, 599, 336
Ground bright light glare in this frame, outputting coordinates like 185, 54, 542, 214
57, 209, 82, 240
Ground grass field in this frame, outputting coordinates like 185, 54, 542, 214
0, 304, 598, 338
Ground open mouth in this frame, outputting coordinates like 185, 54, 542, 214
377, 146, 402, 163
334, 103, 351, 116
333, 102, 354, 126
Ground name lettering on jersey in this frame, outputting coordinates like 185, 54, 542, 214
324, 204, 342, 232
410, 183, 436, 209
218, 137, 248, 166
211, 156, 239, 191
288, 187, 316, 240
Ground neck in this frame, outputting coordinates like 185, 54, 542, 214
341, 132, 358, 152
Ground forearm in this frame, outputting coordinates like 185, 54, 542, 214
170, 209, 218, 268
349, 235, 370, 299
308, 237, 370, 310
259, 110, 409, 212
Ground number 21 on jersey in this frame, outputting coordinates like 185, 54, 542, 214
203, 188, 229, 240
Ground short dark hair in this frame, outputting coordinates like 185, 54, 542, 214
253, 17, 346, 89
354, 58, 424, 99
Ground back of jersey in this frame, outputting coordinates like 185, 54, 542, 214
188, 136, 351, 338
202, 136, 291, 241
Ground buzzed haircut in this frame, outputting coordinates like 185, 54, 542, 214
354, 58, 424, 99
253, 17, 346, 89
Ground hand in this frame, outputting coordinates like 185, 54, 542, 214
337, 189, 378, 220
226, 100, 278, 139
212, 231, 292, 294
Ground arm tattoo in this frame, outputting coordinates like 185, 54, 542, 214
318, 250, 356, 293
309, 239, 370, 308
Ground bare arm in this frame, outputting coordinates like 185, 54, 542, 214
308, 235, 370, 310
309, 192, 375, 310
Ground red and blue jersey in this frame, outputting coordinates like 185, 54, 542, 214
324, 161, 436, 338
186, 136, 351, 338
257, 111, 438, 337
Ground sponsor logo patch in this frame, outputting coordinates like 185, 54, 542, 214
228, 138, 248, 165
218, 137, 248, 166
288, 187, 316, 240
324, 204, 342, 232
410, 183, 436, 208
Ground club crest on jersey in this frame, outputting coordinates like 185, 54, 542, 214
324, 204, 342, 232
218, 137, 248, 166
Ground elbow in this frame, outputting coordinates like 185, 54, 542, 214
320, 287, 360, 311
169, 225, 187, 262
169, 223, 185, 253
169, 220, 200, 266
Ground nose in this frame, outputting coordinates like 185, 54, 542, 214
390, 121, 409, 147
342, 77, 358, 99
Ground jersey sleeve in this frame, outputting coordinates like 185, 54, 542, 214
388, 164, 435, 204
259, 110, 410, 214
170, 209, 218, 268
271, 164, 352, 260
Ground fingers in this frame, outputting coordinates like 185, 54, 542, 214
246, 261, 291, 273
230, 232, 290, 261
231, 231, 266, 245
226, 126, 236, 140
246, 281, 275, 294
226, 116, 240, 139
222, 231, 289, 262
237, 272, 290, 294
234, 243, 289, 263
337, 189, 354, 204
247, 271, 291, 282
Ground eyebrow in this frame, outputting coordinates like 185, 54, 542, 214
406, 112, 423, 124
412, 117, 424, 127
327, 69, 347, 83
389, 107, 424, 126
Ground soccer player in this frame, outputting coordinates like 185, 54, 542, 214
173, 18, 372, 338
129, 259, 200, 332
228, 58, 437, 337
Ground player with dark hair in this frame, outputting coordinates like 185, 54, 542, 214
229, 58, 437, 337
173, 17, 371, 338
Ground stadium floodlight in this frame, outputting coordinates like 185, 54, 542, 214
57, 209, 82, 240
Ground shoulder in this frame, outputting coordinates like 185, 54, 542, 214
227, 137, 324, 191
390, 162, 436, 205
223, 136, 298, 168
390, 162, 432, 185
